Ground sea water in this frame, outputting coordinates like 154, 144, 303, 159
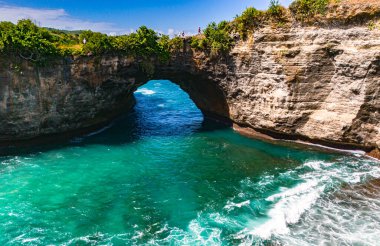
0, 80, 379, 245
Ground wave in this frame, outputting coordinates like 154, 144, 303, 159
136, 88, 156, 95
234, 157, 380, 244
60, 158, 379, 245
224, 200, 250, 211
248, 179, 324, 239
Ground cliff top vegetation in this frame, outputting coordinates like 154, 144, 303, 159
0, 0, 379, 64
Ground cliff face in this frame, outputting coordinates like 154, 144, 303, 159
0, 23, 379, 154
185, 26, 380, 151
0, 56, 146, 141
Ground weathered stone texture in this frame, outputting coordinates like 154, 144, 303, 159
0, 26, 379, 153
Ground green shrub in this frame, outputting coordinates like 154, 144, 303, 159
134, 26, 161, 57
157, 34, 183, 54
157, 34, 170, 51
190, 35, 207, 50
200, 21, 233, 56
267, 0, 287, 23
168, 36, 184, 52
1, 20, 60, 63
79, 30, 113, 55
190, 21, 233, 56
268, 0, 282, 17
233, 7, 266, 39
0, 20, 171, 64
289, 0, 330, 21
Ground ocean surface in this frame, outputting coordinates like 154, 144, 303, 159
0, 80, 379, 245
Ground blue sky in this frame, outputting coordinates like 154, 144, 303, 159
0, 0, 292, 35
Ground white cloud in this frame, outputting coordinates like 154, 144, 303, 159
0, 4, 125, 34
167, 28, 175, 36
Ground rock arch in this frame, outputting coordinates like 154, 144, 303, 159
0, 53, 230, 143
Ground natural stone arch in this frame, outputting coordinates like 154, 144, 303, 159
148, 72, 230, 123
0, 54, 231, 143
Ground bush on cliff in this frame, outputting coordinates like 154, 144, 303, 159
79, 30, 113, 55
168, 36, 184, 53
191, 21, 233, 56
232, 7, 266, 40
0, 20, 60, 63
267, 0, 288, 24
132, 26, 168, 59
111, 26, 169, 61
230, 1, 288, 40
289, 0, 330, 21
0, 20, 172, 64
0, 21, 14, 52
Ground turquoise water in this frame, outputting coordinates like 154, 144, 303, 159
0, 80, 380, 245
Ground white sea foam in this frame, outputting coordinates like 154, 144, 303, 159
303, 160, 333, 170
249, 179, 324, 239
249, 161, 333, 240
236, 158, 380, 244
149, 213, 224, 245
224, 200, 250, 211
291, 140, 367, 156
275, 170, 380, 245
136, 88, 156, 95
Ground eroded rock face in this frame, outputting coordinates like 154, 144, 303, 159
189, 26, 380, 151
0, 56, 146, 141
154, 25, 380, 152
0, 25, 379, 154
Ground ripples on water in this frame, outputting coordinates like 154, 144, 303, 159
0, 80, 379, 245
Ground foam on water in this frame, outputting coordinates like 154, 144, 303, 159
249, 180, 324, 239
1, 80, 380, 245
136, 88, 156, 95
291, 140, 367, 156
232, 157, 380, 245
224, 200, 250, 211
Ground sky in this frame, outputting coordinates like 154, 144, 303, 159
0, 0, 292, 35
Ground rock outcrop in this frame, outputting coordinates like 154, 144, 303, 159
0, 56, 145, 142
0, 5, 379, 155
187, 26, 380, 152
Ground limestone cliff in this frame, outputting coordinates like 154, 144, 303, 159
186, 26, 380, 152
0, 56, 145, 141
0, 3, 379, 155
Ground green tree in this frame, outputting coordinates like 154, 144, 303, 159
3, 20, 60, 63
79, 30, 113, 55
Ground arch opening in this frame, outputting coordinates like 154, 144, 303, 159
133, 79, 230, 137
134, 80, 204, 137
139, 69, 232, 125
